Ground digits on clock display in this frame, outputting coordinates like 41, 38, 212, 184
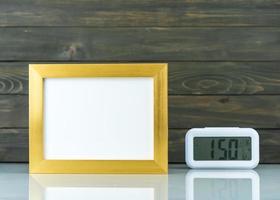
194, 137, 251, 161
211, 139, 238, 160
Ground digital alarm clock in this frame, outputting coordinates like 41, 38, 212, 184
185, 128, 259, 169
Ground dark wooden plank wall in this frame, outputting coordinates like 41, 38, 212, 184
0, 0, 280, 27
0, 0, 279, 163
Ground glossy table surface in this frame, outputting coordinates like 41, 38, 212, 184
1, 164, 280, 200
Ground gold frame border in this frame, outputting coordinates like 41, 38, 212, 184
29, 63, 168, 174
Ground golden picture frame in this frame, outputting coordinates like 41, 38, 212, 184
29, 63, 168, 174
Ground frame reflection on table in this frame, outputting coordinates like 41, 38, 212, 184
29, 174, 167, 200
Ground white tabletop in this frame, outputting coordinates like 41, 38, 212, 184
0, 164, 279, 200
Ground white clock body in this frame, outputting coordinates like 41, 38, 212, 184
185, 128, 259, 169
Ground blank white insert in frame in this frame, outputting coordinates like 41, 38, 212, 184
43, 77, 154, 160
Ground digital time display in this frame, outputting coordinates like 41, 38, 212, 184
194, 137, 251, 160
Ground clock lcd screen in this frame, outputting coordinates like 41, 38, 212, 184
193, 137, 251, 160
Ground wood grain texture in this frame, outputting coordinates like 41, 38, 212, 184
259, 130, 280, 164
1, 95, 279, 129
2, 61, 280, 95
169, 95, 280, 128
0, 28, 279, 61
169, 129, 280, 163
0, 0, 279, 27
0, 95, 28, 128
0, 129, 28, 162
169, 62, 280, 95
0, 63, 27, 94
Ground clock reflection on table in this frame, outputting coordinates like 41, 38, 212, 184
185, 170, 260, 200
29, 174, 167, 200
